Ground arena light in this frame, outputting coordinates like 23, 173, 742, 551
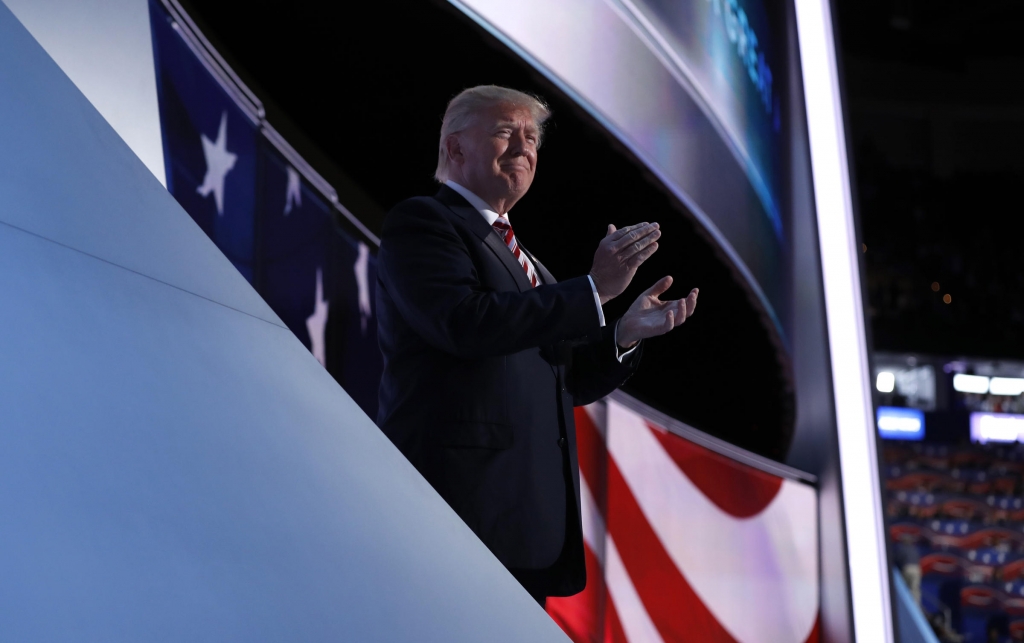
953, 374, 990, 394
876, 372, 895, 393
970, 412, 1024, 444
795, 0, 893, 639
989, 377, 1024, 396
877, 407, 925, 441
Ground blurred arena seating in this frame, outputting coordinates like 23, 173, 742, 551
885, 441, 1024, 642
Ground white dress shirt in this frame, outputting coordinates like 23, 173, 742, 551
445, 180, 636, 361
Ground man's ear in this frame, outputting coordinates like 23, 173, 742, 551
444, 134, 463, 166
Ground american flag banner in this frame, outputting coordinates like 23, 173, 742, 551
259, 142, 382, 419
149, 0, 383, 418
150, 0, 259, 283
548, 397, 820, 643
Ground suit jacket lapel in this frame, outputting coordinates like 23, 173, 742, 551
434, 186, 532, 292
435, 188, 567, 379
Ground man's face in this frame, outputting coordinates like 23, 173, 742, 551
451, 102, 540, 211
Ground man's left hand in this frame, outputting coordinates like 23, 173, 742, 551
616, 276, 698, 349
589, 223, 661, 304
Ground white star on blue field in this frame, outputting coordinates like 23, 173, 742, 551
306, 268, 329, 367
284, 166, 302, 215
196, 111, 237, 215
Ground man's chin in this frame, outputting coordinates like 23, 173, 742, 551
502, 175, 533, 199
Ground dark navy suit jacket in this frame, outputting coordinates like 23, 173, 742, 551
376, 185, 641, 596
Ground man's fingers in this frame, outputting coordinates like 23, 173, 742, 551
624, 286, 697, 343
609, 222, 658, 251
626, 242, 659, 269
676, 299, 688, 326
611, 222, 657, 251
606, 223, 616, 237
607, 222, 646, 242
620, 228, 661, 260
673, 290, 698, 325
644, 275, 673, 298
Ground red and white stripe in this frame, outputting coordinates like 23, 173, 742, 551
491, 216, 538, 287
548, 400, 820, 643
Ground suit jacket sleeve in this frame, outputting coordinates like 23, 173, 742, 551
378, 198, 603, 359
567, 323, 643, 407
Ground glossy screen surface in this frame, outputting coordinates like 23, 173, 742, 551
451, 0, 793, 339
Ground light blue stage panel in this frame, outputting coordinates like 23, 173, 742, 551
0, 0, 277, 326
0, 2, 567, 640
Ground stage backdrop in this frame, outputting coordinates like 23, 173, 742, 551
548, 395, 820, 643
147, 6, 824, 641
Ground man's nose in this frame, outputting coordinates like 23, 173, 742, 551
509, 131, 533, 158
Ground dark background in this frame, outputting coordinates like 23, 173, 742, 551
181, 0, 795, 459
837, 0, 1024, 358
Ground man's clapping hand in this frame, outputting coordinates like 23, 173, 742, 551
589, 223, 661, 304
616, 276, 698, 349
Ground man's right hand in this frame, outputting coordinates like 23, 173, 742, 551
589, 222, 661, 304
615, 276, 698, 349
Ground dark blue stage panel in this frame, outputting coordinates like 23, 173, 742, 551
0, 3, 568, 640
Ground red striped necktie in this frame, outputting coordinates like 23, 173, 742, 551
491, 215, 539, 287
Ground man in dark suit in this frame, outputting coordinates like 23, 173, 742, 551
376, 86, 698, 604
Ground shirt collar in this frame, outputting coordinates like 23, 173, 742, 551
444, 180, 505, 226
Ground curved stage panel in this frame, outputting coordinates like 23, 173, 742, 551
0, 4, 569, 640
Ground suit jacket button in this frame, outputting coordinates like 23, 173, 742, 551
557, 437, 567, 449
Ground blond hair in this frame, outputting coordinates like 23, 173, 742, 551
435, 85, 551, 183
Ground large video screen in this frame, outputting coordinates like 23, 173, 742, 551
547, 396, 819, 642
451, 0, 791, 340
